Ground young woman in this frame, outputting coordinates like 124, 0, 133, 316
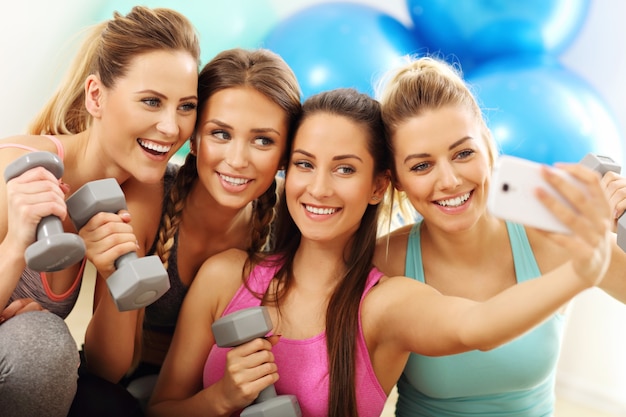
373, 56, 626, 416
146, 88, 613, 417
0, 7, 199, 417
74, 48, 301, 412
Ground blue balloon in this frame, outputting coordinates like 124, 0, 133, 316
406, 0, 590, 71
263, 2, 424, 99
467, 55, 623, 165
98, 0, 278, 66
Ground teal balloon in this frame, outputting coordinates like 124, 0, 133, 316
97, 0, 278, 65
263, 2, 424, 99
467, 55, 623, 165
407, 0, 590, 71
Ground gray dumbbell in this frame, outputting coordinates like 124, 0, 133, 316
212, 306, 301, 417
3, 151, 85, 271
65, 178, 170, 311
580, 153, 626, 250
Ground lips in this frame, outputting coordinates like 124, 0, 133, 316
219, 173, 252, 186
137, 138, 172, 156
304, 204, 338, 215
435, 191, 471, 207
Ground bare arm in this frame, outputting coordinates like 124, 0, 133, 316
81, 178, 165, 381
147, 249, 278, 417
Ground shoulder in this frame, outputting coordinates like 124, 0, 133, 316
0, 135, 61, 166
374, 223, 413, 276
524, 225, 567, 271
193, 249, 248, 294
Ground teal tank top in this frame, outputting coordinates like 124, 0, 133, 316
397, 221, 565, 417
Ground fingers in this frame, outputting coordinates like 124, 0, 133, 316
601, 171, 626, 222
538, 163, 612, 286
222, 338, 279, 406
78, 211, 138, 275
1, 298, 46, 323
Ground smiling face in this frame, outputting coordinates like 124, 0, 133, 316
392, 104, 492, 232
286, 112, 385, 245
92, 49, 198, 183
193, 86, 289, 210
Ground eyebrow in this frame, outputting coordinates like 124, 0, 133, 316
403, 136, 473, 164
135, 89, 198, 102
293, 149, 363, 162
204, 119, 281, 135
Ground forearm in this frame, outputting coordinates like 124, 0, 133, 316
0, 241, 27, 310
459, 261, 588, 351
83, 278, 139, 381
148, 384, 235, 417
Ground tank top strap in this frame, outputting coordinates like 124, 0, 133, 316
42, 135, 65, 160
0, 135, 65, 160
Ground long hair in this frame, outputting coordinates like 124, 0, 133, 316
29, 6, 200, 135
155, 48, 302, 269
266, 88, 391, 417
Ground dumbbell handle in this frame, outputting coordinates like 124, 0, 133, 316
115, 251, 139, 270
3, 151, 86, 271
4, 152, 66, 241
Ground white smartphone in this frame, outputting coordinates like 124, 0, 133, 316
488, 155, 583, 234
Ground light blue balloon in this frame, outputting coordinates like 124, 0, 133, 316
98, 0, 278, 66
263, 2, 424, 99
407, 0, 590, 71
467, 55, 623, 165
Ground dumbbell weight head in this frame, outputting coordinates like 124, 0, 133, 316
580, 153, 626, 251
66, 178, 170, 311
212, 307, 301, 417
3, 151, 85, 271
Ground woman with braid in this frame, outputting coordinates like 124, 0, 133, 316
75, 48, 302, 414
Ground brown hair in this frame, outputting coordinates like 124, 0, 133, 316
266, 88, 391, 417
155, 48, 302, 269
29, 6, 200, 135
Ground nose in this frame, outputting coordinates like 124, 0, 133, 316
307, 170, 332, 200
156, 108, 180, 138
436, 162, 462, 190
225, 138, 249, 169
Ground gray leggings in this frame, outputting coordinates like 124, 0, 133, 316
0, 311, 79, 417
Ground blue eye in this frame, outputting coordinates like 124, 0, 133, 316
212, 130, 230, 140
337, 165, 355, 175
255, 137, 274, 147
180, 102, 197, 112
410, 162, 430, 172
142, 98, 161, 107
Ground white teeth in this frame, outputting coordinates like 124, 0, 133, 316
138, 139, 171, 153
220, 174, 251, 186
436, 192, 470, 207
305, 205, 337, 215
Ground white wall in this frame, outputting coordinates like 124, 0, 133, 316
1, 0, 625, 412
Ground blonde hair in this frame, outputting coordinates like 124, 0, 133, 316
376, 56, 498, 229
29, 6, 200, 135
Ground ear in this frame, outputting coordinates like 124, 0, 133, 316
370, 170, 391, 205
84, 74, 104, 118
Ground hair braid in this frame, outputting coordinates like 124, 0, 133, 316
248, 178, 278, 255
156, 153, 198, 269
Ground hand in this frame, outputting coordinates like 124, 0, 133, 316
5, 166, 67, 252
538, 163, 612, 287
600, 170, 626, 231
0, 298, 47, 324
217, 336, 280, 411
77, 210, 139, 277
